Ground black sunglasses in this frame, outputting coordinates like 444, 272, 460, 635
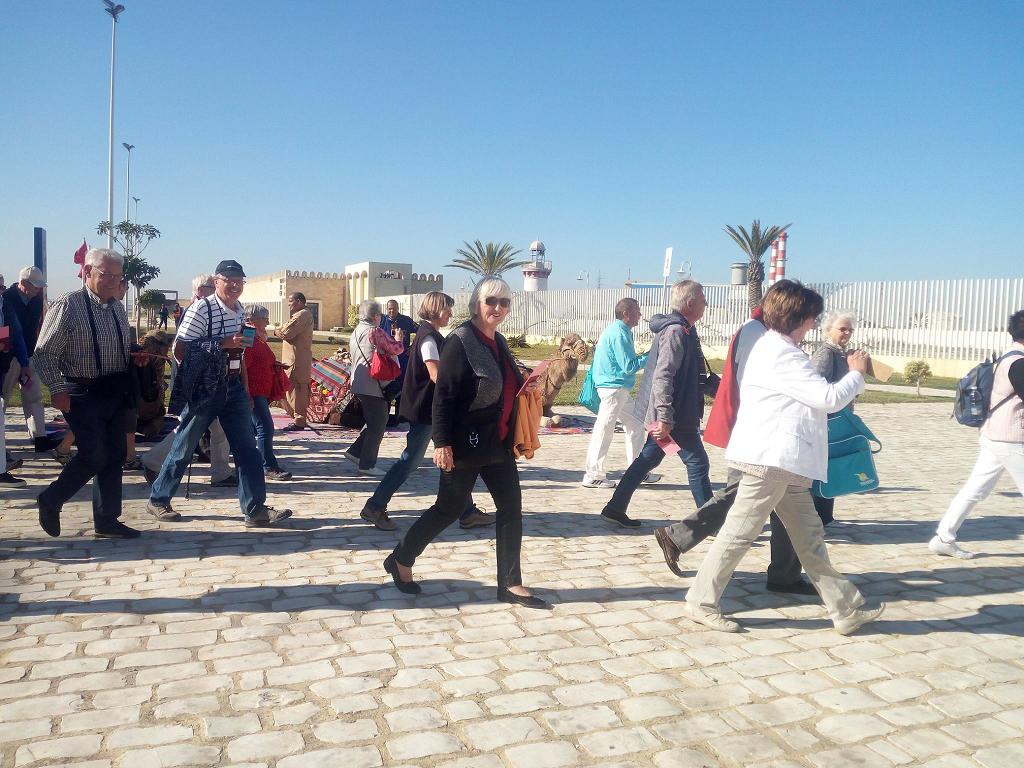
483, 297, 511, 308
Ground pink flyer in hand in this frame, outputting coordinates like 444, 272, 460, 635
646, 423, 681, 456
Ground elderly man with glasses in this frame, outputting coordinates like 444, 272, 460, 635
33, 248, 141, 538
146, 260, 292, 528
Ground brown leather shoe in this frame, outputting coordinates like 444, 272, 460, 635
654, 527, 685, 577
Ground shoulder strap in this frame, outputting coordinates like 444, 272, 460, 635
988, 351, 1024, 416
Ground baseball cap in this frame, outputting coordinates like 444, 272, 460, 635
19, 266, 46, 287
214, 260, 246, 278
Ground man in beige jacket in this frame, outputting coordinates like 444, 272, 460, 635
276, 292, 314, 431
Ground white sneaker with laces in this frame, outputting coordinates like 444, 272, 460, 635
833, 604, 885, 636
681, 602, 740, 632
582, 477, 617, 489
358, 466, 386, 478
928, 535, 974, 560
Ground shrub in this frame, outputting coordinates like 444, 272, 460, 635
903, 359, 933, 395
347, 305, 358, 327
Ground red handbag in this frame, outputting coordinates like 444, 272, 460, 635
369, 349, 400, 382
268, 361, 293, 402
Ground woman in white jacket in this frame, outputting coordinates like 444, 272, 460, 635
684, 280, 885, 636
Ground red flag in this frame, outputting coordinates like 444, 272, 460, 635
74, 239, 87, 279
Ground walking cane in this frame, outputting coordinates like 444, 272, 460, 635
184, 456, 194, 499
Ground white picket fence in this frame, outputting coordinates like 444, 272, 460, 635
407, 277, 1024, 363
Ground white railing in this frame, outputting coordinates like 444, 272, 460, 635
407, 277, 1023, 362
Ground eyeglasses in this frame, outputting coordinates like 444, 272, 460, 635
216, 276, 245, 287
483, 297, 511, 308
92, 267, 124, 282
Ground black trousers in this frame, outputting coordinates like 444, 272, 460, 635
395, 451, 523, 589
39, 384, 133, 525
664, 468, 803, 585
812, 493, 835, 525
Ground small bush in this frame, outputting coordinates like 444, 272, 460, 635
347, 305, 358, 327
506, 334, 530, 349
903, 359, 933, 395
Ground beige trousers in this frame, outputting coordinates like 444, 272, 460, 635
687, 473, 864, 622
286, 380, 310, 425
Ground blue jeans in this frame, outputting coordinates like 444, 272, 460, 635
251, 396, 280, 471
604, 431, 712, 516
151, 378, 267, 518
367, 422, 477, 519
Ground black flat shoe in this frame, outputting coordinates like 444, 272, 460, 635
383, 553, 421, 594
600, 508, 642, 528
37, 497, 61, 537
497, 587, 552, 610
766, 578, 819, 597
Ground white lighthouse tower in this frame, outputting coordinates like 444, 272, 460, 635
522, 240, 552, 292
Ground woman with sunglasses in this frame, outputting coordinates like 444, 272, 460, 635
386, 277, 549, 609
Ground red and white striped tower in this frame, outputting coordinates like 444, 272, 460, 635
776, 232, 788, 281
768, 239, 779, 285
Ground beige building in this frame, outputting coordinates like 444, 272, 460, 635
243, 270, 348, 330
243, 262, 441, 330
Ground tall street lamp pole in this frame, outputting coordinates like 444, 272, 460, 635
132, 196, 140, 221
104, 1, 125, 246
122, 143, 135, 222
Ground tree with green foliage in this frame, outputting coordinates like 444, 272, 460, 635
97, 220, 162, 334
723, 220, 792, 311
904, 359, 933, 395
139, 290, 167, 328
447, 240, 526, 280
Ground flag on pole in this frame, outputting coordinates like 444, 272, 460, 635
74, 239, 87, 280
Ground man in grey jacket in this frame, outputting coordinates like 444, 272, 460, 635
600, 280, 714, 528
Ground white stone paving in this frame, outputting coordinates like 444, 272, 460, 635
1, 402, 1023, 767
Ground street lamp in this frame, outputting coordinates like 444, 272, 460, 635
132, 196, 140, 221
122, 142, 134, 222
103, 1, 125, 246
577, 270, 590, 289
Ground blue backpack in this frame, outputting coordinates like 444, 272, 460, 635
952, 351, 1024, 427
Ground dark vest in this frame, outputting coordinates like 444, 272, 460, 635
398, 321, 444, 424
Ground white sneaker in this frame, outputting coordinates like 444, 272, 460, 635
357, 466, 386, 478
343, 451, 360, 466
834, 604, 885, 636
642, 473, 662, 484
928, 535, 974, 560
681, 602, 740, 632
582, 477, 617, 489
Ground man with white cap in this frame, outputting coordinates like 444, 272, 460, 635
2, 266, 64, 453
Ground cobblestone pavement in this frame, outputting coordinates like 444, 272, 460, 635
2, 402, 1023, 768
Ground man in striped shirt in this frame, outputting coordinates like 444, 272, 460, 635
146, 260, 292, 528
33, 248, 140, 538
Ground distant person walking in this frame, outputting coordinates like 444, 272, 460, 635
581, 297, 649, 488
158, 304, 170, 330
345, 300, 405, 476
809, 310, 859, 528
0, 286, 31, 487
246, 305, 292, 481
276, 292, 314, 432
931, 310, 1024, 559
2, 266, 64, 453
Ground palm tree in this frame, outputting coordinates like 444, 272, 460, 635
447, 240, 527, 280
723, 220, 792, 310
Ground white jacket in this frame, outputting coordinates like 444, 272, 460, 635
726, 330, 865, 482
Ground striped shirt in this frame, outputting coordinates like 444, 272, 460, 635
34, 288, 131, 395
176, 295, 245, 343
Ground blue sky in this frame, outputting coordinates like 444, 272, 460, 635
2, 1, 1021, 297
